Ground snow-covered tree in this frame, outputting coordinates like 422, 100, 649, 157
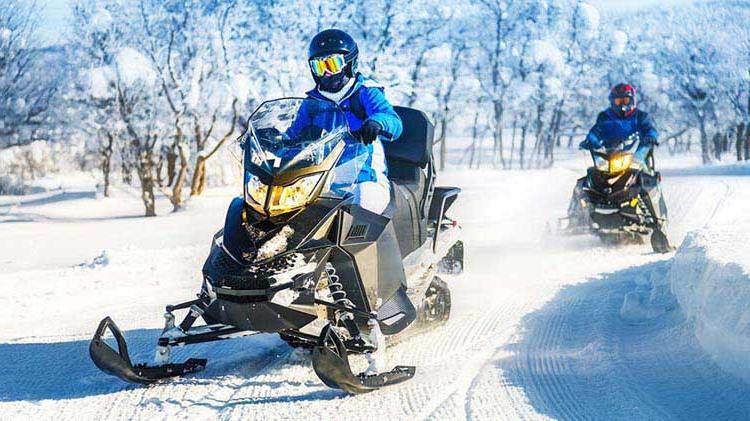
0, 1, 59, 149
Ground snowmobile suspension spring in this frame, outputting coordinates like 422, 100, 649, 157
326, 263, 352, 308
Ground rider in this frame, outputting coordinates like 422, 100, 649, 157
579, 83, 658, 168
284, 29, 403, 214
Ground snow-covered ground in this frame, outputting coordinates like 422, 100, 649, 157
2, 154, 750, 419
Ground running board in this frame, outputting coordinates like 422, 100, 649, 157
89, 317, 206, 384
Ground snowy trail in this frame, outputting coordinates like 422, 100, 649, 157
2, 163, 750, 419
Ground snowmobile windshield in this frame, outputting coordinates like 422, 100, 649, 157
240, 98, 369, 215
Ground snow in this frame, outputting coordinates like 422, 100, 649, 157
527, 40, 565, 74
639, 64, 660, 93
610, 30, 628, 57
0, 27, 10, 44
114, 48, 157, 88
668, 217, 750, 382
576, 3, 600, 40
230, 73, 254, 104
90, 8, 113, 33
186, 57, 204, 108
256, 225, 295, 260
2, 157, 750, 418
668, 230, 750, 382
88, 66, 114, 99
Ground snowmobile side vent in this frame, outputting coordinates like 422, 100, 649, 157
346, 224, 368, 240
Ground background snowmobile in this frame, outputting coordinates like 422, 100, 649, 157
89, 98, 463, 394
560, 133, 671, 253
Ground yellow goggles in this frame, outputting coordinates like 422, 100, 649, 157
309, 54, 347, 77
614, 96, 632, 106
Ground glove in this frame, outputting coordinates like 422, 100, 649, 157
643, 136, 658, 147
579, 135, 603, 151
352, 120, 382, 145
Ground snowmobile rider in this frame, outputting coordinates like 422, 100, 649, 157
578, 83, 658, 168
284, 29, 403, 215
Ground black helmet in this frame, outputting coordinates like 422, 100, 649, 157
308, 29, 358, 78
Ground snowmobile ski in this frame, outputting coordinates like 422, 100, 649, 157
89, 317, 206, 384
312, 324, 415, 394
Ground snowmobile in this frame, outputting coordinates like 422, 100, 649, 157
560, 133, 671, 253
89, 98, 463, 394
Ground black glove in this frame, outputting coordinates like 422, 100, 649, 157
643, 136, 658, 147
352, 120, 382, 145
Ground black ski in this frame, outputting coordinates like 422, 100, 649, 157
89, 317, 207, 384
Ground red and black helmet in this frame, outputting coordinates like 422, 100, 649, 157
609, 83, 637, 118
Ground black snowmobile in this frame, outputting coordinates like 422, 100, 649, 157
561, 134, 671, 253
89, 98, 463, 394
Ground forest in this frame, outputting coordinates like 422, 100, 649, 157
1, 0, 749, 215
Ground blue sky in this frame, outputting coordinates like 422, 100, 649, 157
34, 0, 697, 46
37, 0, 73, 46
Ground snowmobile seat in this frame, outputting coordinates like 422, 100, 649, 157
384, 107, 434, 257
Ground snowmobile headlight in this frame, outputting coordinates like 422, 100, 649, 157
268, 173, 323, 214
608, 153, 633, 174
594, 155, 609, 172
245, 174, 268, 206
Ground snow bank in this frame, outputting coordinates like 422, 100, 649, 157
668, 228, 750, 383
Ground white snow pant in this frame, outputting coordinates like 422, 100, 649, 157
352, 180, 390, 214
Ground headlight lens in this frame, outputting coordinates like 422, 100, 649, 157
269, 173, 323, 214
608, 153, 633, 173
245, 174, 268, 205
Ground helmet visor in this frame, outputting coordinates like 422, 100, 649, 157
309, 54, 346, 77
614, 96, 632, 106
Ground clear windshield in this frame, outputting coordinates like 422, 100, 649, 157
591, 131, 640, 168
591, 121, 641, 154
241, 98, 369, 199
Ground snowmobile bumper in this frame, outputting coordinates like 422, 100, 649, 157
311, 324, 415, 394
89, 317, 206, 384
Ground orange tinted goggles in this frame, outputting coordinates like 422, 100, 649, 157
614, 97, 632, 106
309, 54, 346, 77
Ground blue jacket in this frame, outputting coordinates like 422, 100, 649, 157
285, 73, 403, 184
580, 109, 658, 162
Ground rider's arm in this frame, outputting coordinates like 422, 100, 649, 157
635, 111, 658, 162
359, 87, 403, 141
637, 111, 659, 144
579, 112, 607, 150
283, 100, 311, 141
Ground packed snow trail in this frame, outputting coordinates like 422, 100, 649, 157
2, 160, 750, 420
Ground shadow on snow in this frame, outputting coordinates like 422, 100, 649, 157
498, 261, 750, 420
0, 327, 339, 403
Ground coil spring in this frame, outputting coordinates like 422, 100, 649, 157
326, 263, 353, 308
